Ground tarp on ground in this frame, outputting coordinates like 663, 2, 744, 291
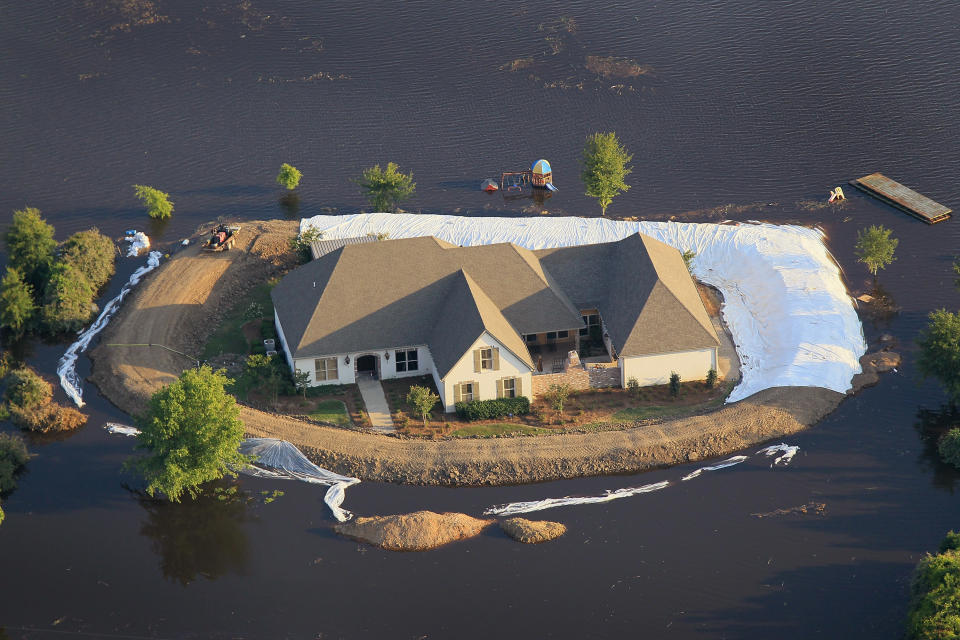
300, 213, 866, 403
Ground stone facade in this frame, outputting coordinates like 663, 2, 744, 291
588, 366, 621, 388
530, 367, 590, 397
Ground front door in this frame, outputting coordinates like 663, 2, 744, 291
356, 354, 378, 379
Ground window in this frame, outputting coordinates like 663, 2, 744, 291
580, 313, 600, 336
525, 334, 538, 343
395, 349, 418, 372
557, 330, 569, 339
480, 348, 493, 370
314, 357, 338, 381
456, 382, 475, 403
502, 377, 516, 398
546, 331, 557, 340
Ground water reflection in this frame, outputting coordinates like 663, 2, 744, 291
914, 404, 960, 492
278, 192, 301, 218
859, 281, 900, 330
136, 484, 253, 586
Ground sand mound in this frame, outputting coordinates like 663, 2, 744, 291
500, 518, 567, 543
333, 511, 493, 551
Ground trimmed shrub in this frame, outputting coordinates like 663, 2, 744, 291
669, 372, 681, 398
907, 537, 960, 639
455, 396, 531, 421
59, 228, 116, 291
0, 432, 29, 494
4, 367, 52, 410
706, 368, 718, 389
939, 429, 960, 469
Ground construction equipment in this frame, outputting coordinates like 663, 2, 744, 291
202, 224, 241, 252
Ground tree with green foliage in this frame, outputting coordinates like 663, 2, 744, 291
355, 162, 416, 212
293, 369, 311, 399
854, 225, 898, 277
59, 228, 116, 291
907, 531, 960, 639
406, 385, 439, 428
938, 429, 960, 469
953, 257, 960, 293
276, 163, 302, 190
289, 227, 324, 264
681, 249, 696, 272
627, 376, 640, 397
916, 309, 960, 402
545, 383, 572, 414
133, 184, 174, 220
705, 368, 718, 389
240, 354, 284, 406
131, 366, 248, 502
0, 268, 36, 336
40, 263, 95, 333
0, 432, 29, 495
581, 132, 633, 215
3, 207, 56, 294
669, 372, 681, 398
3, 367, 52, 411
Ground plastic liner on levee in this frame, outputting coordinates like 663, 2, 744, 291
301, 213, 867, 403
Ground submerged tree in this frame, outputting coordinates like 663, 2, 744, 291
0, 268, 36, 336
355, 162, 416, 212
276, 163, 302, 190
3, 207, 56, 295
916, 309, 960, 403
581, 132, 633, 215
855, 225, 898, 277
131, 366, 248, 502
40, 263, 95, 333
133, 185, 174, 220
59, 228, 116, 291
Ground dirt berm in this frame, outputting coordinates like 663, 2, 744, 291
90, 220, 847, 487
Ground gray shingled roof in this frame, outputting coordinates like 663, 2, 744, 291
310, 235, 378, 259
272, 233, 719, 379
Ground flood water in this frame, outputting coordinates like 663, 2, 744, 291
2, 1, 960, 638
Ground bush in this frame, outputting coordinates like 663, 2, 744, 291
938, 429, 960, 469
706, 368, 718, 389
0, 432, 29, 494
669, 372, 681, 398
9, 402, 87, 432
59, 228, 116, 291
4, 367, 52, 410
3, 207, 55, 294
133, 184, 174, 220
260, 319, 277, 340
289, 227, 323, 264
41, 262, 96, 333
907, 536, 960, 639
276, 163, 302, 190
455, 396, 531, 421
0, 267, 36, 336
941, 531, 960, 554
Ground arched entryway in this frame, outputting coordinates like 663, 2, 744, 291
356, 354, 379, 379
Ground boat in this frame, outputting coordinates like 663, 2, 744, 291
481, 178, 499, 192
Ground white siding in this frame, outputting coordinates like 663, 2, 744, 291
620, 348, 718, 387
294, 345, 436, 387
274, 308, 294, 368
439, 332, 533, 412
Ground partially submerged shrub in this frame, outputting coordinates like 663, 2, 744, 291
938, 429, 960, 469
59, 228, 116, 291
4, 367, 52, 410
9, 402, 87, 433
455, 397, 531, 421
0, 432, 29, 494
41, 262, 96, 333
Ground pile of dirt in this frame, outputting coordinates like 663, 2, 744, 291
333, 511, 493, 551
849, 350, 901, 394
500, 518, 566, 543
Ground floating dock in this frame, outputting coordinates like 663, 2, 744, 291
850, 173, 952, 224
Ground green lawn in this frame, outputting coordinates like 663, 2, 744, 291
449, 423, 552, 438
309, 400, 351, 426
201, 283, 274, 359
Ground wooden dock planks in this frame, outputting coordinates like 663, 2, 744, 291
850, 173, 952, 224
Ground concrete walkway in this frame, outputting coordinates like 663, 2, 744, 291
356, 374, 395, 432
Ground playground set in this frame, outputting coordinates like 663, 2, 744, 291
482, 159, 558, 194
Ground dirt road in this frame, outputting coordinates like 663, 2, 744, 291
90, 220, 846, 486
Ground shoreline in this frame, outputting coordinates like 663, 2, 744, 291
89, 219, 851, 487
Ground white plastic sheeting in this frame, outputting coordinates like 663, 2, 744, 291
238, 438, 360, 522
681, 455, 749, 481
758, 443, 800, 466
484, 480, 671, 517
125, 232, 150, 257
57, 251, 163, 407
301, 213, 866, 403
103, 426, 359, 522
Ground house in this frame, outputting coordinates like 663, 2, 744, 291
271, 233, 720, 412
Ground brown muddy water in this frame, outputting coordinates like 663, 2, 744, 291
2, 1, 960, 638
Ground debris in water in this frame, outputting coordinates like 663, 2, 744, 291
681, 455, 749, 481
124, 231, 150, 256
757, 444, 800, 466
752, 502, 825, 518
484, 481, 670, 516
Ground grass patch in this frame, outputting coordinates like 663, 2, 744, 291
201, 283, 274, 359
450, 423, 551, 438
308, 400, 350, 426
